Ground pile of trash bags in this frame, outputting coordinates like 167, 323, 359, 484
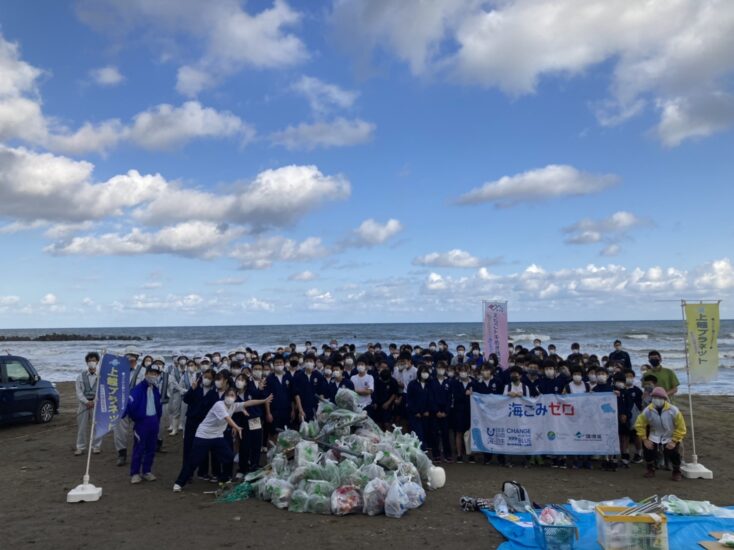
241, 388, 446, 518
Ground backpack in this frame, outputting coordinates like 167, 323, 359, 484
502, 481, 532, 512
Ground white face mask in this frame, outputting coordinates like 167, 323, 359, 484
459, 372, 469, 380
144, 360, 152, 367
615, 381, 625, 389
224, 396, 235, 407
626, 378, 634, 386
544, 369, 554, 377
447, 371, 455, 378
437, 368, 446, 377
252, 370, 262, 380
146, 375, 158, 385
87, 361, 97, 370
588, 374, 597, 383
201, 364, 210, 372
458, 350, 465, 356
652, 398, 666, 408
231, 368, 241, 376
188, 366, 196, 373
345, 358, 354, 366
202, 378, 212, 388
357, 365, 366, 374
274, 365, 284, 374
235, 380, 246, 390
572, 374, 583, 383
214, 380, 224, 390
324, 369, 332, 377
178, 358, 186, 365
236, 353, 245, 360
304, 362, 314, 371
420, 372, 429, 381
597, 375, 608, 384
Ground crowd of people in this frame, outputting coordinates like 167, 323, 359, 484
73, 337, 687, 491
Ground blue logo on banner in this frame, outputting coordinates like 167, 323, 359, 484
601, 403, 615, 414
547, 431, 557, 441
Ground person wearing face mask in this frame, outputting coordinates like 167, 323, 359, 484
531, 339, 548, 360
468, 344, 484, 369
166, 354, 188, 437
114, 346, 142, 466
431, 361, 453, 463
564, 366, 591, 394
647, 351, 679, 398
369, 361, 399, 430
608, 339, 632, 371
566, 343, 582, 363
635, 387, 686, 481
326, 365, 355, 403
611, 372, 635, 470
591, 368, 612, 393
537, 360, 564, 395
181, 367, 218, 482
264, 356, 294, 444
173, 388, 273, 492
503, 366, 530, 398
522, 360, 542, 397
123, 362, 163, 484
74, 352, 104, 456
624, 369, 644, 464
406, 364, 436, 454
434, 340, 454, 365
451, 365, 473, 463
293, 355, 326, 423
641, 374, 658, 408
350, 360, 375, 411
451, 345, 468, 366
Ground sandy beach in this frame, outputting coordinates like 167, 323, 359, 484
1, 382, 732, 550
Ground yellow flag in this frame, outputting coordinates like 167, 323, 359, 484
684, 302, 720, 384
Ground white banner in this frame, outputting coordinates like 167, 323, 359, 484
470, 393, 620, 456
483, 301, 509, 370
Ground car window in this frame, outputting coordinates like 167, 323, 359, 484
5, 360, 31, 383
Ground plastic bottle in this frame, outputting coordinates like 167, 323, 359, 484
493, 494, 509, 515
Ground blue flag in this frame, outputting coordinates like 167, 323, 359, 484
95, 354, 130, 440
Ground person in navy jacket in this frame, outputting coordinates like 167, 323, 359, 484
370, 360, 399, 429
181, 367, 218, 481
451, 365, 473, 463
406, 364, 436, 453
293, 356, 326, 422
123, 363, 163, 484
325, 365, 355, 402
537, 360, 565, 395
432, 361, 453, 462
264, 355, 294, 442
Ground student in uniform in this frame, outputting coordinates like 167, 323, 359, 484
406, 364, 436, 454
451, 364, 473, 463
74, 352, 103, 456
326, 365, 354, 402
350, 360, 375, 411
293, 355, 326, 422
432, 361, 453, 463
537, 360, 564, 396
564, 366, 591, 394
613, 372, 634, 469
173, 388, 272, 492
181, 366, 218, 482
370, 360, 399, 430
124, 362, 163, 484
167, 355, 187, 436
264, 355, 294, 443
472, 364, 504, 465
624, 369, 644, 464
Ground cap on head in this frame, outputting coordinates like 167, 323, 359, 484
153, 355, 165, 365
147, 364, 162, 374
651, 387, 668, 399
200, 356, 211, 364
124, 345, 141, 357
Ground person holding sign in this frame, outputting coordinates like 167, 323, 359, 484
74, 352, 104, 456
635, 386, 687, 481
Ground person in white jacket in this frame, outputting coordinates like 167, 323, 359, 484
166, 354, 188, 436
74, 352, 104, 455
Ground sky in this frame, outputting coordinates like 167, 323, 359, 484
0, 0, 733, 329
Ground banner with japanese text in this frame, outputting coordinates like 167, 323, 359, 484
94, 354, 130, 440
684, 302, 720, 384
470, 393, 619, 455
483, 301, 509, 370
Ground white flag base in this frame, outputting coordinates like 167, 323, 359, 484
681, 455, 713, 480
67, 475, 103, 503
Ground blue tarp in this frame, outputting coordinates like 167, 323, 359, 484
483, 505, 734, 549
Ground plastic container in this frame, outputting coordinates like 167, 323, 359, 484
595, 505, 668, 550
529, 505, 578, 550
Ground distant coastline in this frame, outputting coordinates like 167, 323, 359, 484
0, 333, 150, 342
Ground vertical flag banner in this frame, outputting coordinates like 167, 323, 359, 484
684, 302, 720, 384
95, 354, 130, 440
483, 301, 509, 369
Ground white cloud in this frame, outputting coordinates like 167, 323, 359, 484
77, 0, 308, 97
694, 258, 734, 290
563, 211, 647, 245
456, 164, 617, 207
0, 220, 47, 234
306, 288, 335, 310
331, 0, 734, 146
0, 295, 20, 306
292, 76, 358, 114
41, 293, 57, 305
425, 272, 449, 291
243, 297, 275, 312
207, 277, 245, 286
413, 249, 482, 268
655, 93, 734, 147
90, 65, 124, 86
271, 117, 375, 150
349, 218, 403, 247
600, 244, 621, 257
45, 221, 242, 259
134, 165, 350, 229
127, 293, 204, 312
128, 101, 255, 150
231, 236, 326, 269
81, 297, 95, 306
47, 120, 126, 155
289, 270, 317, 281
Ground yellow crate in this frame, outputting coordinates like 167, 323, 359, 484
595, 506, 668, 550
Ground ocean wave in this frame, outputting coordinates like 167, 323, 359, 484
625, 334, 649, 340
509, 333, 551, 342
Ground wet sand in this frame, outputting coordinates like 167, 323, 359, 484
1, 383, 732, 550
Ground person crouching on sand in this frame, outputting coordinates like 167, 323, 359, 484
634, 387, 687, 481
123, 362, 163, 484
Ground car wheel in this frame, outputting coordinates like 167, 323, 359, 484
35, 399, 54, 424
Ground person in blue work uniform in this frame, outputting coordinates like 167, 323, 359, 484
293, 355, 326, 422
432, 361, 453, 463
406, 364, 436, 455
181, 365, 218, 482
264, 355, 294, 443
124, 362, 163, 484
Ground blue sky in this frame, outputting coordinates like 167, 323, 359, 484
0, 0, 733, 328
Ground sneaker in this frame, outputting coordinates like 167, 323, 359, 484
92, 448, 101, 454
197, 475, 211, 482
632, 454, 643, 464
234, 472, 245, 481
116, 450, 127, 467
444, 458, 454, 464
169, 429, 178, 437
456, 456, 464, 464
142, 473, 157, 481
131, 474, 143, 484
672, 470, 682, 482
468, 456, 476, 464
209, 476, 219, 483
644, 468, 655, 478
173, 483, 182, 493
74, 448, 84, 456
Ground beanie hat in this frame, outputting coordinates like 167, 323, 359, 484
651, 387, 668, 399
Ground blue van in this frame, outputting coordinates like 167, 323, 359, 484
0, 354, 60, 424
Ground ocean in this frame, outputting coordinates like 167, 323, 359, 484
2, 320, 733, 394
